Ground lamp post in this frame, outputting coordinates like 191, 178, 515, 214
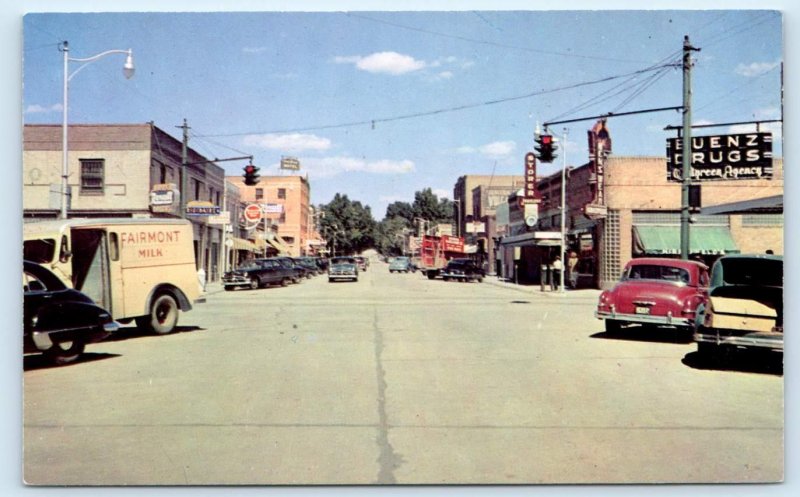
61, 41, 134, 219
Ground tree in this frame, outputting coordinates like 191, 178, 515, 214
373, 217, 408, 256
318, 194, 376, 255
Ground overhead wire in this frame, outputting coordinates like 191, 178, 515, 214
197, 63, 676, 138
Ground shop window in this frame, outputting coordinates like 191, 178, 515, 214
79, 159, 105, 195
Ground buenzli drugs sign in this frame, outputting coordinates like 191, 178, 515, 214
666, 132, 773, 181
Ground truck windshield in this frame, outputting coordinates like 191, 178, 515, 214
23, 239, 56, 264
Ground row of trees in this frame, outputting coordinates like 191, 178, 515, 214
316, 188, 455, 256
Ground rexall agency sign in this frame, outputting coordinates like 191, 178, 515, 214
666, 132, 773, 181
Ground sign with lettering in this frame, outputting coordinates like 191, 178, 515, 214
442, 235, 465, 253
523, 152, 538, 200
666, 132, 773, 181
280, 157, 301, 170
261, 203, 284, 214
185, 201, 221, 216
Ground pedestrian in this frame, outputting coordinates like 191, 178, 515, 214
551, 255, 563, 290
567, 251, 579, 289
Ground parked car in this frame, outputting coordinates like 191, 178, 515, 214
354, 256, 369, 271
222, 259, 295, 290
268, 257, 305, 283
295, 257, 323, 276
441, 258, 485, 282
389, 256, 412, 273
23, 260, 119, 365
694, 254, 783, 361
595, 257, 709, 334
328, 256, 359, 282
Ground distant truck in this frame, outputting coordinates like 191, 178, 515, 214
23, 218, 204, 334
417, 234, 467, 279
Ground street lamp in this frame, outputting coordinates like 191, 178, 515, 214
61, 41, 135, 219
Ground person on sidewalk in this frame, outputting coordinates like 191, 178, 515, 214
567, 250, 579, 289
551, 255, 563, 291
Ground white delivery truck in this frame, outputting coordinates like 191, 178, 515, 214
23, 218, 205, 334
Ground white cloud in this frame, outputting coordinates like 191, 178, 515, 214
456, 146, 476, 154
242, 133, 332, 152
431, 188, 451, 200
302, 156, 415, 178
334, 51, 427, 75
735, 60, 780, 77
243, 46, 268, 54
479, 141, 516, 157
436, 71, 454, 80
25, 103, 62, 114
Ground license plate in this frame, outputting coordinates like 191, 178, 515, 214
635, 306, 651, 315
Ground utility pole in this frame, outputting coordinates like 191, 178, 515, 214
178, 118, 190, 219
681, 36, 700, 260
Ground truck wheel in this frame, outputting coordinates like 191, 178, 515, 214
44, 339, 86, 365
137, 293, 179, 335
427, 271, 437, 280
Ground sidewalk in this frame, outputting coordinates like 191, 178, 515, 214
482, 275, 602, 301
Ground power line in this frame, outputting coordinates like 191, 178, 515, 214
197, 64, 675, 138
344, 12, 651, 64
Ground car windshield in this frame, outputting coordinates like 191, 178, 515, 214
238, 260, 262, 270
624, 264, 690, 284
332, 257, 356, 264
23, 239, 56, 264
717, 258, 783, 287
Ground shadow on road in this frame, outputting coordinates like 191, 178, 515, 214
590, 325, 695, 344
24, 352, 121, 372
103, 325, 204, 343
682, 350, 783, 376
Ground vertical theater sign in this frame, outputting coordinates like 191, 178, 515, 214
584, 119, 611, 219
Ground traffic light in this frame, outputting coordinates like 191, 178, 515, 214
535, 133, 558, 163
243, 163, 260, 186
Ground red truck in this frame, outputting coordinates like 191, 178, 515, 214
417, 235, 466, 279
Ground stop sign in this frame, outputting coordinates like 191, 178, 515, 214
244, 203, 262, 223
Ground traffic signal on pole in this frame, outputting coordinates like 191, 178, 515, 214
535, 133, 558, 163
243, 163, 260, 186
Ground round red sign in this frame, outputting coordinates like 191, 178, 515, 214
244, 204, 262, 222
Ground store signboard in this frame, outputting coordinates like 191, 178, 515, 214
666, 132, 773, 181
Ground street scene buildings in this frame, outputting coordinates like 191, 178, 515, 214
18, 8, 786, 488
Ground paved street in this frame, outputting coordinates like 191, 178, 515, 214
23, 262, 783, 485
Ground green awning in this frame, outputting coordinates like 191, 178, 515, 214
633, 225, 740, 256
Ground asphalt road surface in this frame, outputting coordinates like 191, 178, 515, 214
23, 261, 783, 485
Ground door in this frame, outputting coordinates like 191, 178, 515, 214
69, 228, 111, 313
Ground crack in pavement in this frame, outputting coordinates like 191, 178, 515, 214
372, 307, 404, 483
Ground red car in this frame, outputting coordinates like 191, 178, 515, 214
596, 258, 709, 334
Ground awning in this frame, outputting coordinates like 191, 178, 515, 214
499, 231, 563, 248
633, 225, 739, 256
231, 237, 256, 251
253, 238, 267, 250
701, 195, 783, 215
266, 236, 291, 255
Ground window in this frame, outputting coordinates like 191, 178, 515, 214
277, 188, 286, 199
256, 188, 264, 200
80, 159, 105, 195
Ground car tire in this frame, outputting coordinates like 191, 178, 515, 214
44, 339, 86, 365
249, 277, 260, 290
477, 278, 484, 283
281, 278, 290, 287
328, 278, 334, 283
604, 319, 622, 335
136, 293, 179, 335
224, 286, 234, 291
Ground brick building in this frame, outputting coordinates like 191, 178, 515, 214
22, 123, 235, 281
499, 155, 783, 289
226, 174, 312, 257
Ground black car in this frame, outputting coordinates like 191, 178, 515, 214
222, 258, 296, 290
441, 258, 485, 282
292, 257, 320, 277
23, 260, 119, 365
268, 257, 305, 283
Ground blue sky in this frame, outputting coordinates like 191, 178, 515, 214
21, 6, 784, 218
